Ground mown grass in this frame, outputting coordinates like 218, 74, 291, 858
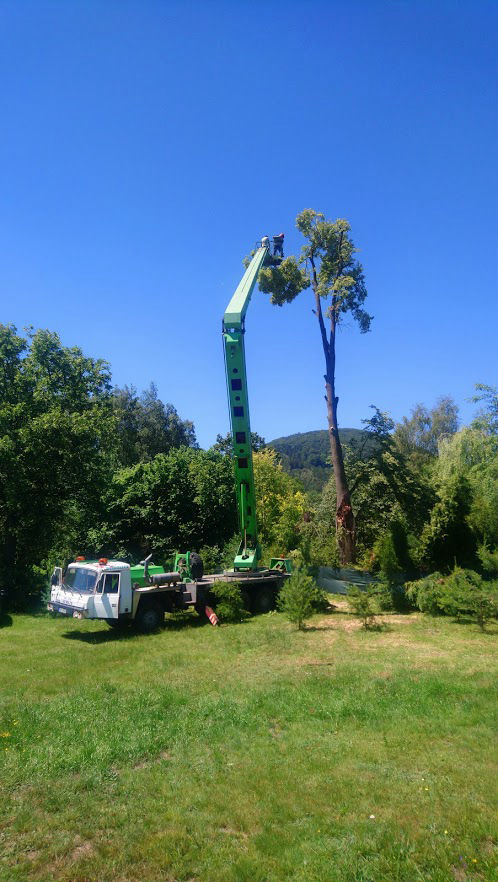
0, 607, 496, 882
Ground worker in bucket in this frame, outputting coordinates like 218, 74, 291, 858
273, 232, 284, 257
261, 235, 270, 249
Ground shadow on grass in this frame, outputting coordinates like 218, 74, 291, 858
166, 612, 209, 631
61, 612, 210, 643
365, 621, 392, 632
62, 627, 138, 644
305, 618, 393, 633
0, 612, 13, 628
451, 617, 498, 635
321, 604, 338, 615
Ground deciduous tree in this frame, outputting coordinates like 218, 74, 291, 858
0, 325, 115, 606
112, 382, 197, 466
258, 210, 371, 563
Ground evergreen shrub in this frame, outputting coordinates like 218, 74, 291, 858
277, 569, 325, 630
406, 568, 498, 630
210, 582, 249, 624
405, 572, 445, 615
347, 585, 379, 629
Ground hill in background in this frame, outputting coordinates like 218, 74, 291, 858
268, 428, 370, 493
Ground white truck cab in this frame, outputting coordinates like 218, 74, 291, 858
48, 559, 133, 621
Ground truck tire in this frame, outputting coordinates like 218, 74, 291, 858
190, 552, 204, 581
135, 602, 164, 633
253, 585, 276, 614
107, 619, 130, 631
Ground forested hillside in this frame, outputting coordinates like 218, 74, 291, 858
269, 429, 373, 492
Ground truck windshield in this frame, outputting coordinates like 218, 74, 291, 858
63, 567, 97, 593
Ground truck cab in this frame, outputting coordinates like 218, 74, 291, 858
48, 559, 132, 621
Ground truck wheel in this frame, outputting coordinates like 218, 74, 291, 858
190, 552, 204, 580
135, 602, 164, 633
107, 619, 130, 631
253, 586, 276, 614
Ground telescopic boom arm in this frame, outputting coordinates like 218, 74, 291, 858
222, 245, 269, 570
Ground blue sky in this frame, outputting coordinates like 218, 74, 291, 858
1, 0, 496, 448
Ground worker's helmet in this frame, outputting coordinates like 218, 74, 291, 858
279, 232, 285, 237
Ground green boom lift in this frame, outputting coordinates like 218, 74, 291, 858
223, 242, 291, 575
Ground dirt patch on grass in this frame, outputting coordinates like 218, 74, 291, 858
26, 849, 41, 862
133, 759, 149, 770
71, 840, 94, 861
481, 836, 496, 856
312, 612, 420, 633
313, 616, 362, 633
133, 750, 171, 771
219, 826, 249, 840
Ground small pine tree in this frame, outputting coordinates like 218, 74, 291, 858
347, 585, 379, 629
277, 569, 317, 630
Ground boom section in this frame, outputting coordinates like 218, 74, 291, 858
223, 246, 268, 570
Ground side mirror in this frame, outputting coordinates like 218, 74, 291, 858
51, 567, 62, 587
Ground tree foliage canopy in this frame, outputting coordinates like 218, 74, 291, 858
258, 211, 371, 333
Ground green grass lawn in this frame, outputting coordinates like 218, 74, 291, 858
0, 605, 496, 882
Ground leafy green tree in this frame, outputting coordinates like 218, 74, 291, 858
300, 477, 340, 567
417, 473, 476, 571
252, 448, 307, 557
94, 447, 238, 563
477, 544, 498, 577
438, 567, 481, 620
343, 407, 433, 563
471, 383, 498, 435
394, 396, 459, 463
0, 325, 115, 607
374, 531, 403, 584
112, 382, 197, 466
258, 210, 371, 564
409, 567, 498, 630
434, 425, 498, 551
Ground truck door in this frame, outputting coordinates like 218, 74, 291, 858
93, 572, 120, 620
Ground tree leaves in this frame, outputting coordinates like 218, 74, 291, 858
258, 257, 309, 306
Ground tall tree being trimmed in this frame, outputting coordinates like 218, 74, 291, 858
258, 210, 372, 563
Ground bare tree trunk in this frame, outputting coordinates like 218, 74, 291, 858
310, 255, 356, 564
324, 366, 356, 564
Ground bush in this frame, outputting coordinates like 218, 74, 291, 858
210, 582, 249, 624
405, 572, 445, 615
406, 567, 498, 630
198, 544, 223, 574
277, 569, 323, 630
369, 581, 410, 613
347, 585, 379, 629
440, 568, 498, 630
477, 544, 498, 577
